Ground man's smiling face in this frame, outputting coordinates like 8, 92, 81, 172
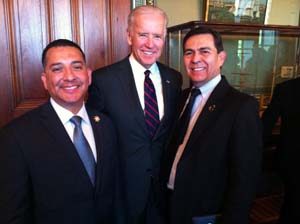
41, 46, 91, 114
183, 34, 226, 87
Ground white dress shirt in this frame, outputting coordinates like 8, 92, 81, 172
50, 98, 97, 161
167, 75, 221, 190
129, 54, 164, 120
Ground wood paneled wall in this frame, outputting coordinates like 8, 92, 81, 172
0, 0, 131, 127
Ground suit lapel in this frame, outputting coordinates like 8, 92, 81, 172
182, 77, 231, 158
39, 102, 93, 187
87, 108, 103, 190
152, 63, 172, 140
39, 102, 75, 153
116, 58, 149, 134
165, 89, 190, 168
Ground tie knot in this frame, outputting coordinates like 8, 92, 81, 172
190, 88, 201, 98
70, 116, 82, 127
144, 70, 151, 78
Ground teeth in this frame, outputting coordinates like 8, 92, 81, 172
193, 67, 205, 71
144, 51, 153, 55
64, 86, 77, 90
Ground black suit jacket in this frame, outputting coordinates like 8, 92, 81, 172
0, 102, 123, 224
161, 76, 262, 224
262, 77, 300, 222
87, 57, 182, 223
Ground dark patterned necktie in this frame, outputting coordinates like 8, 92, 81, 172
144, 70, 160, 138
70, 116, 96, 185
177, 88, 201, 146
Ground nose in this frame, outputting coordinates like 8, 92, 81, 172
63, 68, 76, 80
191, 52, 201, 64
145, 37, 154, 48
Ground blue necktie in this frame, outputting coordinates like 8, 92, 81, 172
144, 70, 160, 138
177, 88, 201, 145
70, 116, 96, 185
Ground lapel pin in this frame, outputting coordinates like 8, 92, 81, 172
166, 80, 170, 84
208, 105, 216, 112
93, 116, 101, 123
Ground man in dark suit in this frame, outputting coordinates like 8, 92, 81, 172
0, 39, 123, 224
262, 77, 300, 223
87, 5, 182, 224
161, 27, 262, 224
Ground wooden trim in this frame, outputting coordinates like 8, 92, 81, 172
167, 21, 300, 36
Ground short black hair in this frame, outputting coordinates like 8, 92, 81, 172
183, 26, 224, 53
41, 39, 86, 68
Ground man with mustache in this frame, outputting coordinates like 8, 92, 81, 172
0, 39, 124, 224
161, 27, 262, 224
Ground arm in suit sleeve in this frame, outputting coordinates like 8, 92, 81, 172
0, 126, 32, 224
261, 84, 281, 142
96, 112, 127, 223
111, 127, 128, 224
222, 97, 262, 224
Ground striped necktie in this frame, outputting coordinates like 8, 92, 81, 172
144, 70, 160, 138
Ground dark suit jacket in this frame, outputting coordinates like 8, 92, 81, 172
261, 77, 300, 222
87, 57, 182, 223
0, 102, 123, 224
161, 76, 262, 224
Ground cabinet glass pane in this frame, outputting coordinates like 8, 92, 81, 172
164, 21, 300, 111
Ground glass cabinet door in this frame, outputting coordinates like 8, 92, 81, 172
163, 21, 300, 112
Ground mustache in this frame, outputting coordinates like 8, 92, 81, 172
57, 78, 83, 87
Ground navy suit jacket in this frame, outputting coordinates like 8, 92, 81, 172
0, 102, 123, 224
161, 76, 262, 224
87, 57, 182, 223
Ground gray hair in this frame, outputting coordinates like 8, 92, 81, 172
127, 5, 168, 35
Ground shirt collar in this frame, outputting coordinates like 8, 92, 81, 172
129, 54, 159, 76
196, 74, 221, 95
50, 98, 90, 125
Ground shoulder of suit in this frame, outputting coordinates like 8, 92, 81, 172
278, 77, 300, 89
271, 78, 300, 99
1, 103, 47, 132
92, 57, 129, 76
157, 62, 182, 86
157, 61, 181, 75
220, 83, 257, 107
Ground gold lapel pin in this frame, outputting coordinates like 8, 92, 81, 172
93, 116, 100, 123
208, 105, 216, 112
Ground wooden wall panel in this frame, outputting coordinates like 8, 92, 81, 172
80, 0, 108, 69
51, 0, 73, 39
0, 0, 13, 127
8, 0, 47, 119
11, 0, 47, 99
109, 0, 131, 62
0, 0, 131, 127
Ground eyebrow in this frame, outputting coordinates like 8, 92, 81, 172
71, 60, 84, 64
198, 47, 211, 51
49, 60, 84, 67
184, 47, 212, 52
49, 62, 63, 68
